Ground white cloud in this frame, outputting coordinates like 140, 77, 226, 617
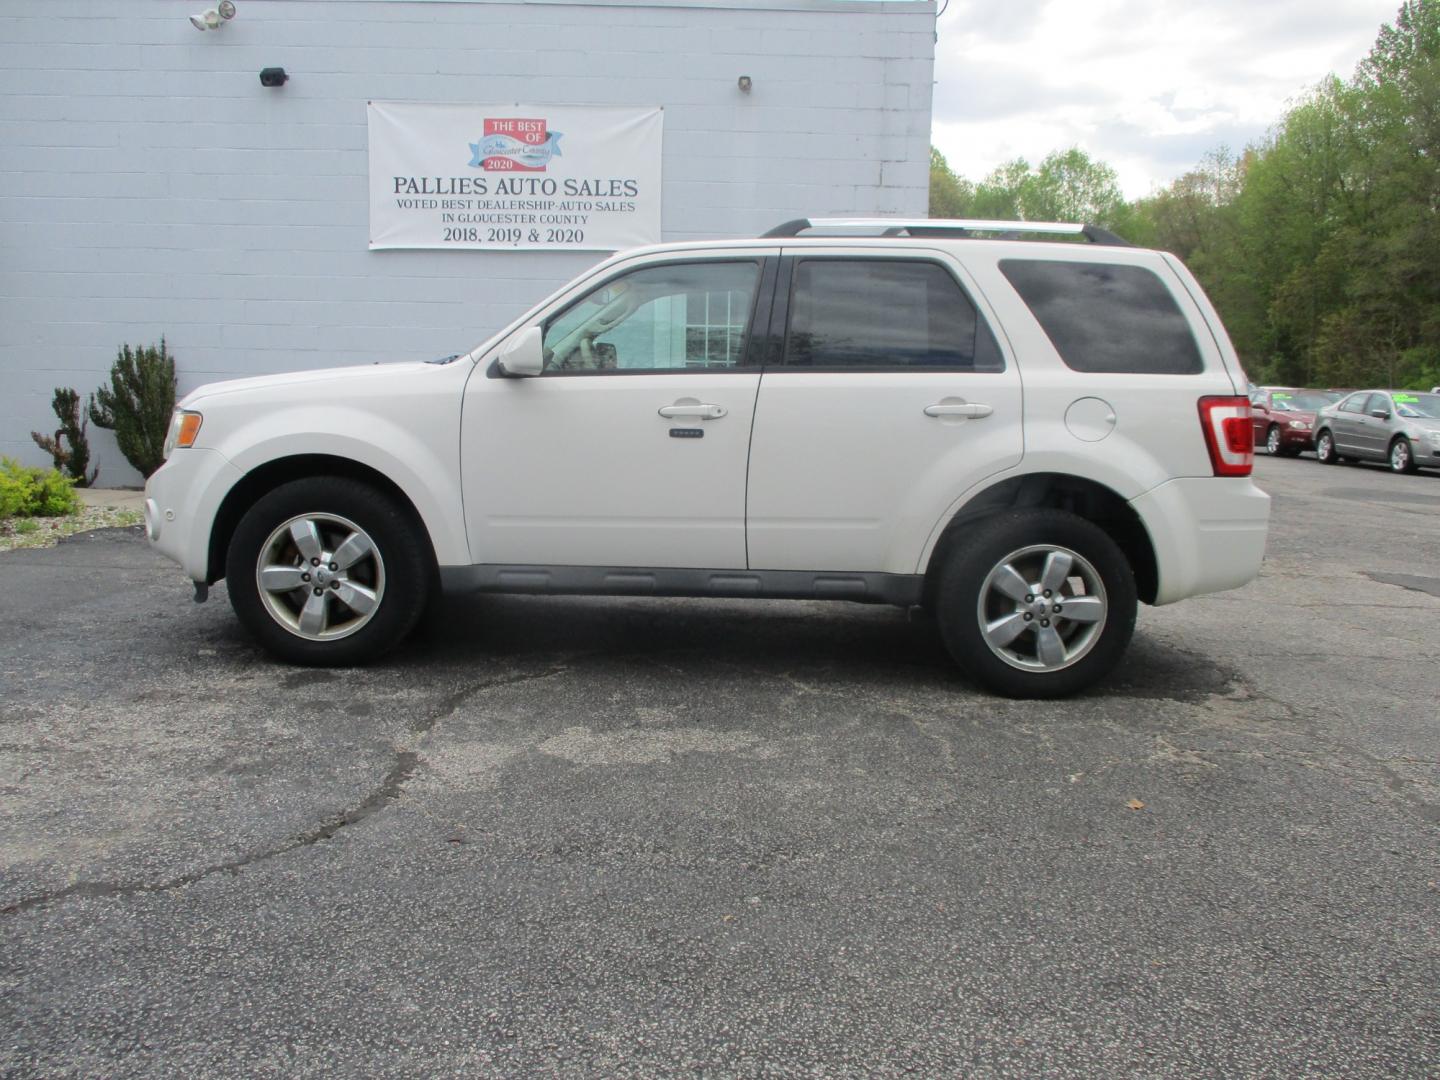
931, 0, 1399, 198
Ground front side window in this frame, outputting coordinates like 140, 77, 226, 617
1340, 393, 1369, 414
542, 260, 760, 373
782, 259, 1003, 371
999, 259, 1204, 375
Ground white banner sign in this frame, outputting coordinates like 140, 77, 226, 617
367, 102, 662, 252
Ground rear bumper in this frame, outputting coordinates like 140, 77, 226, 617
1130, 477, 1270, 605
144, 448, 244, 582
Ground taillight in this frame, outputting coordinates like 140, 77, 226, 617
1197, 396, 1253, 477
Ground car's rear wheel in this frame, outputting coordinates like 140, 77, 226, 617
934, 510, 1137, 699
1266, 425, 1282, 455
226, 477, 430, 665
1390, 437, 1417, 474
1315, 430, 1339, 464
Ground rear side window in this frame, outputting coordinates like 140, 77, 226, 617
783, 259, 1003, 371
999, 259, 1203, 375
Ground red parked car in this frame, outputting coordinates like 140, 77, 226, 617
1249, 388, 1342, 456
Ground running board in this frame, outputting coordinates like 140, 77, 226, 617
439, 565, 924, 607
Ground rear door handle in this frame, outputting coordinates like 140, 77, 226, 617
924, 402, 993, 419
659, 403, 727, 420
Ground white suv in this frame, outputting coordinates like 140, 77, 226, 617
144, 218, 1269, 697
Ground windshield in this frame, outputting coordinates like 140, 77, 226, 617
1271, 390, 1340, 411
1392, 392, 1440, 419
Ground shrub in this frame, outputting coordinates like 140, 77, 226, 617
31, 387, 98, 487
0, 457, 80, 518
90, 339, 176, 478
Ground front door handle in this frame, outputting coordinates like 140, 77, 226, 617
659, 403, 727, 420
924, 402, 993, 419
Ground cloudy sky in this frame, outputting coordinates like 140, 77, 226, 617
931, 0, 1402, 198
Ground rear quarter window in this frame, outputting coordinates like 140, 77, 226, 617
999, 259, 1204, 375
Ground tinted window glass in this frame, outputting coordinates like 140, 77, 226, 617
542, 261, 759, 373
783, 260, 1003, 371
999, 259, 1204, 374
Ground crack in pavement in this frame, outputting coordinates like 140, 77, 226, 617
0, 664, 570, 919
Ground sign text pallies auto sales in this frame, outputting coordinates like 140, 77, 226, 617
367, 103, 663, 252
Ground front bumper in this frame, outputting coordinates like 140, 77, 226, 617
1129, 477, 1271, 606
144, 448, 244, 582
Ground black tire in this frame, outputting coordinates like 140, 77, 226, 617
225, 477, 430, 665
1390, 437, 1417, 474
1315, 429, 1339, 465
934, 509, 1137, 699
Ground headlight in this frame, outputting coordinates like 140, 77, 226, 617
163, 409, 203, 459
1287, 420, 1309, 430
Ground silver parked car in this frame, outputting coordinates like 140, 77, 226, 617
1313, 390, 1440, 473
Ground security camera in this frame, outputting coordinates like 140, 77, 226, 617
259, 67, 289, 87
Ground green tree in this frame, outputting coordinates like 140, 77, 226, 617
1022, 148, 1126, 225
959, 150, 1127, 229
929, 147, 974, 217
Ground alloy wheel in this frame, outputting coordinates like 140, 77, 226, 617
255, 512, 386, 641
976, 544, 1108, 672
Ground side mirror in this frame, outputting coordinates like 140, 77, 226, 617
1370, 409, 1391, 420
497, 326, 545, 377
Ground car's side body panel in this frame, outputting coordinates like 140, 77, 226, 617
462, 369, 762, 568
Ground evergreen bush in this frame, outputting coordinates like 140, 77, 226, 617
31, 387, 97, 487
89, 339, 176, 478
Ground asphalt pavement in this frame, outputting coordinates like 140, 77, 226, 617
1, 455, 1437, 1077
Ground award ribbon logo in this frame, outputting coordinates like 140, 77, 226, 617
469, 118, 564, 172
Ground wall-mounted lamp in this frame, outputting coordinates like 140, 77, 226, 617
189, 1, 236, 31
259, 67, 289, 88
737, 75, 753, 93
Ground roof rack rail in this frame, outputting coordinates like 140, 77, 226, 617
761, 217, 1132, 247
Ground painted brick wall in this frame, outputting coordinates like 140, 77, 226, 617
0, 0, 935, 485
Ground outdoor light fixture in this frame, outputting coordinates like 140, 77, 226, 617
189, 1, 236, 31
737, 75, 753, 93
259, 67, 289, 87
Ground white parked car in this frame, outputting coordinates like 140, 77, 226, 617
145, 218, 1270, 697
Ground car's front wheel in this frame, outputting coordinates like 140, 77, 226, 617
1266, 425, 1283, 455
225, 477, 430, 665
1390, 437, 1417, 474
934, 510, 1137, 699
